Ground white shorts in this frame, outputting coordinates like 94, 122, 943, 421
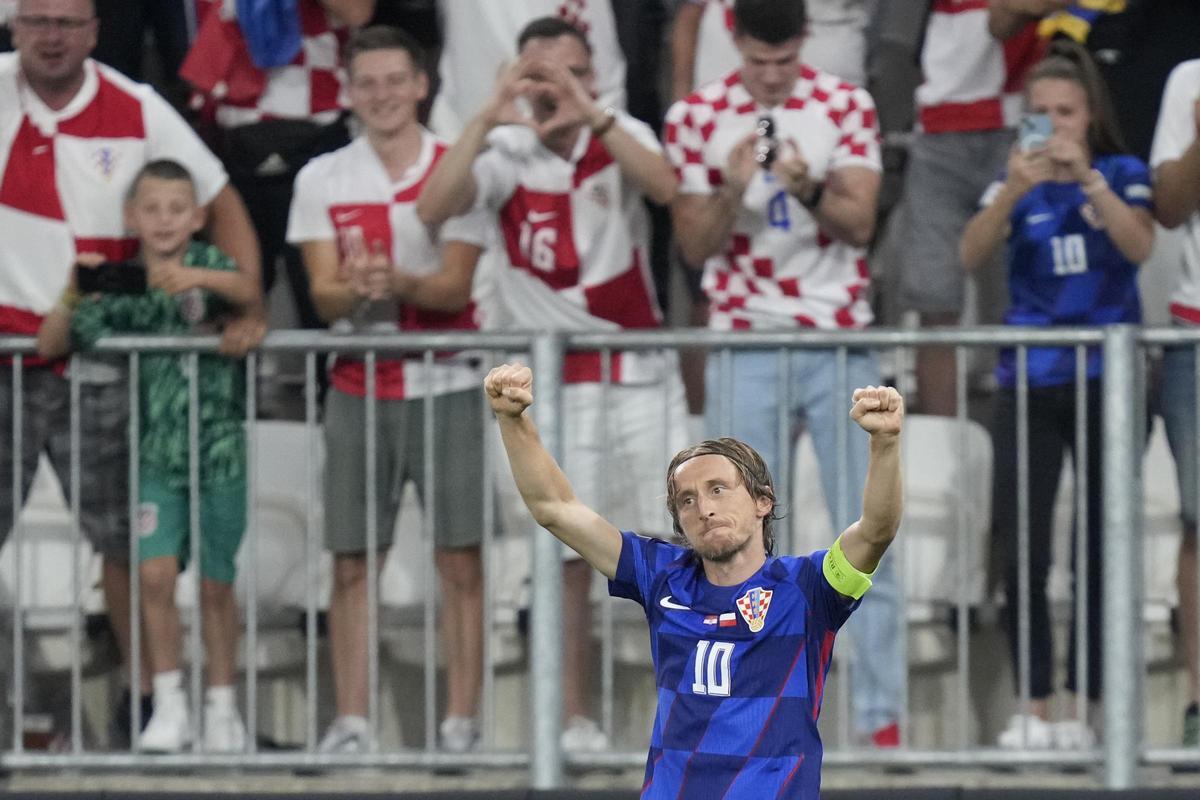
493, 373, 689, 560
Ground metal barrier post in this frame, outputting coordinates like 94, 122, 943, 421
1102, 324, 1142, 789
530, 333, 565, 789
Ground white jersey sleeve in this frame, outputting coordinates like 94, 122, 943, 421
617, 111, 664, 154
138, 85, 228, 206
286, 158, 336, 243
663, 96, 717, 197
1150, 60, 1200, 169
440, 205, 493, 249
471, 140, 522, 213
828, 84, 882, 173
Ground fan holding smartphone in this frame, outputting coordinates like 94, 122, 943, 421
37, 159, 262, 754
959, 40, 1156, 752
1018, 112, 1053, 154
74, 259, 148, 295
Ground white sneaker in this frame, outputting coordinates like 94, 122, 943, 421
439, 716, 479, 753
203, 704, 247, 752
560, 715, 608, 752
1053, 719, 1096, 750
317, 715, 371, 754
997, 713, 1055, 750
140, 689, 191, 753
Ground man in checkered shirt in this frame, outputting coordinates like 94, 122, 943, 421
664, 0, 904, 748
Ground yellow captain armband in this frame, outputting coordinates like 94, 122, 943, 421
823, 535, 874, 600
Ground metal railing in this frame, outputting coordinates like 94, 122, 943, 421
0, 325, 1196, 790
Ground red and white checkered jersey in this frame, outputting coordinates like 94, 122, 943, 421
665, 65, 880, 331
287, 130, 484, 399
451, 115, 665, 384
916, 0, 1045, 134
0, 54, 227, 340
430, 0, 626, 137
188, 0, 347, 128
686, 0, 869, 90
1150, 59, 1200, 325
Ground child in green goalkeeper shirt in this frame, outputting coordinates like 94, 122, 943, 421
39, 159, 261, 753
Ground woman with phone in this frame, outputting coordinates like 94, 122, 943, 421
959, 39, 1155, 751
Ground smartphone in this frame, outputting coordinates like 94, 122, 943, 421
75, 260, 148, 294
754, 115, 778, 169
1018, 113, 1053, 152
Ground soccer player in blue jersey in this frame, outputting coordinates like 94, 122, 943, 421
960, 40, 1155, 750
485, 363, 904, 799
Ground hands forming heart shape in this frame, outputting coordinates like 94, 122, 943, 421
485, 56, 597, 143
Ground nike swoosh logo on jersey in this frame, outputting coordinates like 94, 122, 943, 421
32, 145, 49, 155
1026, 212, 1055, 225
659, 595, 690, 611
334, 209, 364, 224
527, 210, 558, 224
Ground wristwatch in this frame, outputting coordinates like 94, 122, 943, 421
591, 106, 617, 137
800, 180, 825, 210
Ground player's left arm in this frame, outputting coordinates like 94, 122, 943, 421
837, 386, 904, 575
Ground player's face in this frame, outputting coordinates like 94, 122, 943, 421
13, 0, 97, 92
1028, 77, 1092, 151
124, 177, 203, 260
735, 34, 803, 109
671, 454, 773, 564
347, 48, 428, 138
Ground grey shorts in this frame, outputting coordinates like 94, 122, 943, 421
1161, 338, 1198, 527
0, 367, 131, 561
324, 387, 485, 554
898, 128, 1014, 314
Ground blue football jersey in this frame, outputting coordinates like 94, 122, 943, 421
609, 531, 858, 800
989, 154, 1151, 388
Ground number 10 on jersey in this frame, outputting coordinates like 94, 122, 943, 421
692, 640, 735, 696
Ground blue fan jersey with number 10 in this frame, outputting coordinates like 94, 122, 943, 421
608, 531, 859, 799
992, 153, 1152, 388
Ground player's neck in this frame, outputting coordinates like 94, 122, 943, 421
368, 123, 423, 182
701, 550, 766, 587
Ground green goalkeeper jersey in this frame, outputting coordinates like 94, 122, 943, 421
71, 242, 246, 488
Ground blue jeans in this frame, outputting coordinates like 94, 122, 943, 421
705, 348, 902, 735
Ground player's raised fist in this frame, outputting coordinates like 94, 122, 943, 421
849, 385, 904, 437
484, 363, 534, 417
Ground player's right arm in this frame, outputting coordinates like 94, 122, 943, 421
485, 363, 623, 579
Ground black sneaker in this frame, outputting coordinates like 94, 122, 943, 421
109, 689, 153, 750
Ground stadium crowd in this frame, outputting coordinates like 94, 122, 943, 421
1, 0, 1199, 760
